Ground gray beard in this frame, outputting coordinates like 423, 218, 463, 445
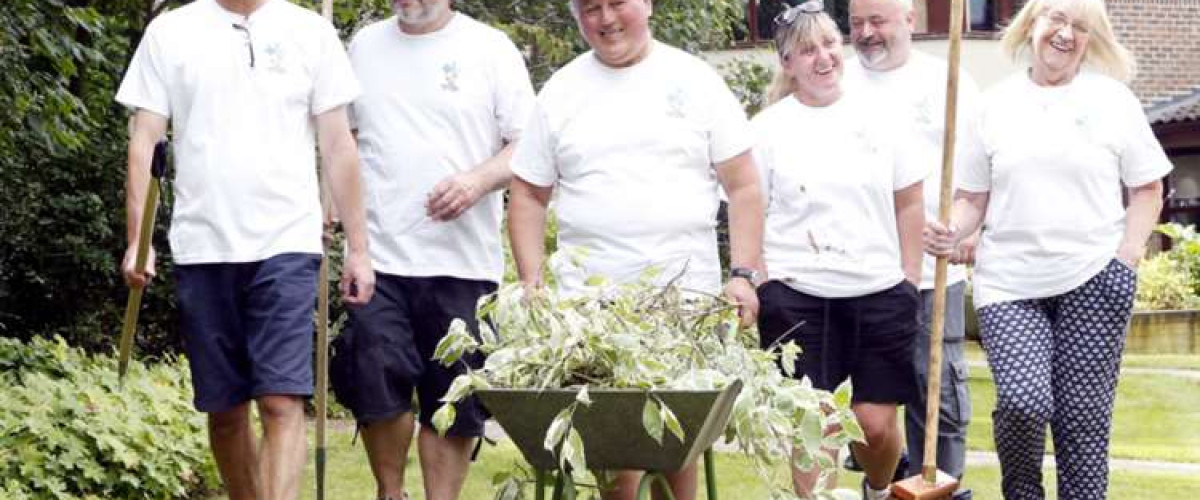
858, 46, 890, 69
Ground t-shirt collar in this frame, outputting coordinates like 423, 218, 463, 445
207, 0, 277, 26
392, 12, 461, 41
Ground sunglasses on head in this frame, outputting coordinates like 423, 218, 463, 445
774, 0, 825, 27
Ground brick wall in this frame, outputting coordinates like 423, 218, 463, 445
1107, 0, 1200, 106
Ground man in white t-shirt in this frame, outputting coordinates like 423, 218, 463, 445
843, 0, 977, 497
333, 1, 534, 499
116, 0, 374, 499
508, 1, 764, 499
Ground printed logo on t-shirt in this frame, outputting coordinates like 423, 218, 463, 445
441, 62, 460, 92
667, 87, 687, 119
852, 127, 880, 155
264, 42, 286, 74
914, 95, 933, 128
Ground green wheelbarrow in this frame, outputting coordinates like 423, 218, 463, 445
477, 380, 742, 500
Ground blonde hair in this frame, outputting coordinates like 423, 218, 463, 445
1000, 0, 1136, 82
765, 10, 843, 105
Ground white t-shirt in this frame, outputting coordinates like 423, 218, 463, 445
753, 93, 928, 298
349, 14, 534, 284
116, 0, 359, 264
512, 42, 753, 296
959, 71, 1173, 307
844, 51, 980, 290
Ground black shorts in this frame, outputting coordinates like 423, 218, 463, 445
757, 280, 920, 404
330, 274, 495, 437
175, 253, 321, 413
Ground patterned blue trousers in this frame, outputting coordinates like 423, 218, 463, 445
976, 259, 1136, 500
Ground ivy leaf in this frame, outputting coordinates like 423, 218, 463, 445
433, 319, 479, 366
562, 427, 587, 473
544, 405, 575, 452
440, 375, 474, 404
660, 400, 685, 444
478, 320, 499, 346
584, 275, 609, 287
642, 397, 664, 445
840, 410, 865, 443
779, 341, 802, 378
832, 380, 853, 410
495, 476, 523, 500
575, 386, 592, 406
431, 404, 457, 436
800, 410, 822, 453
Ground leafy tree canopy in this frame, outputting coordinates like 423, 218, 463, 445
0, 0, 742, 353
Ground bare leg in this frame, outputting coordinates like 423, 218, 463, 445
602, 470, 640, 500
362, 413, 417, 500
417, 425, 474, 500
257, 395, 307, 500
659, 463, 697, 500
602, 463, 697, 500
850, 402, 902, 492
208, 402, 259, 500
791, 447, 838, 498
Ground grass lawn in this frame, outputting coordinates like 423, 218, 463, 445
963, 346, 1200, 463
289, 434, 1200, 500
207, 351, 1200, 499
964, 342, 1200, 371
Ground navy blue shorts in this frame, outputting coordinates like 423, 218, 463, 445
175, 252, 321, 413
330, 274, 495, 437
757, 280, 920, 404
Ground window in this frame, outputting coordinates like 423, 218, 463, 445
738, 0, 1020, 45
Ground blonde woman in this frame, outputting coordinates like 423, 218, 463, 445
924, 0, 1172, 497
752, 2, 926, 498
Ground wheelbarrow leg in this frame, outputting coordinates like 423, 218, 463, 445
551, 469, 565, 500
704, 448, 717, 500
636, 472, 677, 500
550, 468, 576, 500
536, 469, 547, 500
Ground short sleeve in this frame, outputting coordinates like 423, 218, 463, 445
955, 101, 991, 193
893, 133, 930, 190
490, 34, 536, 143
704, 69, 754, 165
1117, 90, 1173, 187
115, 23, 171, 118
510, 102, 558, 187
750, 126, 774, 210
310, 21, 360, 116
345, 31, 363, 130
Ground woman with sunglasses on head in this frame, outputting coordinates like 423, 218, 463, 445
751, 2, 926, 498
924, 0, 1171, 497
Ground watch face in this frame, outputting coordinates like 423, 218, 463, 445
733, 268, 757, 281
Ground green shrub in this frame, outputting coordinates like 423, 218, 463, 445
1137, 223, 1200, 311
720, 58, 775, 117
1135, 252, 1200, 311
0, 336, 218, 499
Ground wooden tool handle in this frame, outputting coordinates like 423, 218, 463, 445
923, 0, 966, 485
118, 141, 168, 385
315, 2, 334, 499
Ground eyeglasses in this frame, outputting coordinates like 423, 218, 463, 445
774, 0, 825, 27
232, 23, 256, 68
1038, 11, 1089, 35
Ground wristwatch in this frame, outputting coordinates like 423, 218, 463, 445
730, 267, 759, 285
